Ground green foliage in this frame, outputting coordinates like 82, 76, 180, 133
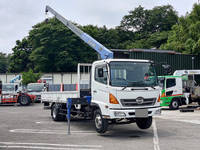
8, 4, 184, 73
120, 5, 178, 34
8, 39, 32, 73
120, 5, 178, 49
162, 3, 200, 54
0, 53, 9, 73
22, 69, 41, 85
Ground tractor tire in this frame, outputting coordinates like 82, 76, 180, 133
19, 95, 31, 106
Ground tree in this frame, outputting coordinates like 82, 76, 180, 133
120, 5, 178, 34
119, 5, 178, 49
0, 52, 9, 73
8, 39, 33, 73
22, 69, 41, 85
28, 18, 98, 72
161, 3, 200, 54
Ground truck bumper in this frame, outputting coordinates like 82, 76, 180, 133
103, 106, 161, 119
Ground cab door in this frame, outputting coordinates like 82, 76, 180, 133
91, 64, 109, 110
165, 78, 182, 96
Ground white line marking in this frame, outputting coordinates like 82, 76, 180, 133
0, 141, 102, 149
10, 129, 96, 134
0, 145, 99, 150
152, 119, 160, 150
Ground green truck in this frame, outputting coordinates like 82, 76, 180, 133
159, 70, 200, 109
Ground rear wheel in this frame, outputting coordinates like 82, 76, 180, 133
19, 95, 31, 106
169, 99, 179, 110
51, 104, 65, 121
136, 116, 152, 129
94, 109, 108, 133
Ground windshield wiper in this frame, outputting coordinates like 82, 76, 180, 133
121, 86, 128, 90
150, 86, 156, 89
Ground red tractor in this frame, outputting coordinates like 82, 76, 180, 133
0, 81, 36, 106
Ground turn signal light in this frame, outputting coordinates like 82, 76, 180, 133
109, 93, 119, 104
161, 92, 165, 98
157, 95, 161, 102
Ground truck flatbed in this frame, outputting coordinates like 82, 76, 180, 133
41, 91, 79, 103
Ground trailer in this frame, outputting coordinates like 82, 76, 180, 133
41, 6, 161, 133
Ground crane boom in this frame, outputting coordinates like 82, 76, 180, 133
45, 5, 113, 59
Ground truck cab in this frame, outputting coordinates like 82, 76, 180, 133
92, 59, 161, 119
159, 76, 188, 109
2, 83, 20, 94
27, 83, 46, 102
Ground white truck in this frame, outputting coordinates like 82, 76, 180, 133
41, 6, 161, 133
159, 70, 200, 109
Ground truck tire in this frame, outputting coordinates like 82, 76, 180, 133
198, 101, 200, 106
94, 109, 108, 133
19, 95, 31, 106
136, 116, 152, 129
169, 99, 179, 110
51, 104, 65, 121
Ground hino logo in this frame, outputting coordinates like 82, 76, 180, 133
136, 97, 144, 104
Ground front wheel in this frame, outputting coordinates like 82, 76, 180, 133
136, 116, 152, 129
18, 95, 31, 106
94, 109, 108, 133
169, 99, 179, 110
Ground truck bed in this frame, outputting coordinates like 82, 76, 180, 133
41, 91, 79, 103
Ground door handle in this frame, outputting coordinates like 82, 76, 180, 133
93, 90, 97, 93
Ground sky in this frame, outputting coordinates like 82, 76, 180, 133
0, 0, 198, 54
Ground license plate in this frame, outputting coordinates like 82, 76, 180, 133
135, 109, 148, 118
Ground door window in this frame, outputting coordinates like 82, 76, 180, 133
166, 78, 176, 88
95, 66, 108, 84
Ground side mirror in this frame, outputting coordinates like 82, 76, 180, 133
162, 64, 172, 75
15, 85, 18, 91
98, 68, 104, 77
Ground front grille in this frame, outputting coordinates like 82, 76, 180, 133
120, 98, 156, 107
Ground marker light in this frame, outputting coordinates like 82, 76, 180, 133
157, 95, 161, 102
109, 93, 119, 104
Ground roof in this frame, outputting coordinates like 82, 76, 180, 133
111, 48, 194, 55
94, 59, 152, 65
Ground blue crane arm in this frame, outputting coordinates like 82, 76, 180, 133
10, 75, 21, 83
45, 6, 113, 59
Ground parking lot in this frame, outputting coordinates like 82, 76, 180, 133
0, 104, 200, 150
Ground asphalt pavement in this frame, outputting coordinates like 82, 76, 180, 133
0, 103, 199, 150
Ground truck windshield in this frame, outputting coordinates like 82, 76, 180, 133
2, 85, 15, 91
27, 84, 44, 92
109, 61, 158, 87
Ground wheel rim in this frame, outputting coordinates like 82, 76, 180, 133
172, 101, 178, 108
21, 96, 28, 105
95, 114, 102, 129
53, 108, 57, 119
